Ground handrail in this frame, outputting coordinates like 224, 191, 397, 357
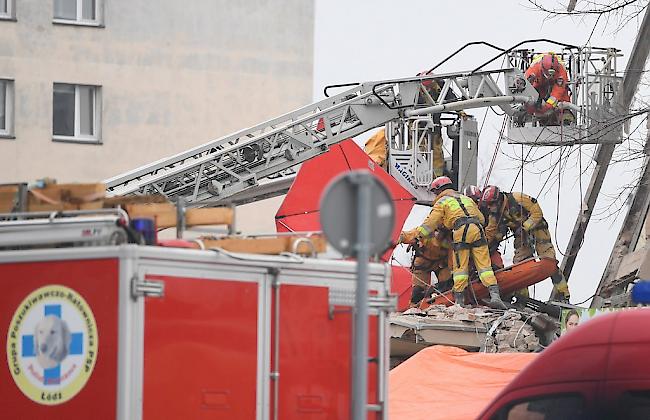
469, 38, 617, 74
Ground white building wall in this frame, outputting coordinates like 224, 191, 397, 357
0, 0, 314, 184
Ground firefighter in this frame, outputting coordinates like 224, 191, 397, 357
462, 185, 483, 204
364, 128, 388, 170
521, 52, 574, 126
400, 176, 507, 308
481, 185, 571, 302
398, 229, 453, 307
417, 72, 447, 177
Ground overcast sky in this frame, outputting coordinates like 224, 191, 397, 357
313, 0, 648, 304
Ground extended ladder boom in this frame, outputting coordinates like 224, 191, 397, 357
104, 69, 536, 205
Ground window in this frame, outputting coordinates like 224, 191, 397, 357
617, 390, 650, 419
493, 394, 584, 420
0, 79, 14, 138
53, 0, 102, 26
0, 0, 16, 20
53, 83, 101, 143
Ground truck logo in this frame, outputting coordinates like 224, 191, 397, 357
393, 161, 417, 188
6, 285, 98, 405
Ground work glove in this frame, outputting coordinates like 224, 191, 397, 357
399, 232, 416, 246
512, 106, 528, 127
540, 102, 554, 113
406, 238, 422, 254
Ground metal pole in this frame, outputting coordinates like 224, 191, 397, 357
351, 172, 371, 420
404, 95, 532, 117
176, 196, 186, 239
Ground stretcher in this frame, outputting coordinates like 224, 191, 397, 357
425, 257, 559, 307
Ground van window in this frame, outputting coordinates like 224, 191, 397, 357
617, 391, 650, 419
493, 394, 584, 420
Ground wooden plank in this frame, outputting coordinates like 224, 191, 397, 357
126, 203, 176, 228
186, 207, 234, 227
26, 183, 105, 212
103, 195, 168, 207
126, 203, 234, 229
0, 186, 19, 212
200, 236, 326, 255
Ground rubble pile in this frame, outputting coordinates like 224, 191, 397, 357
396, 305, 545, 353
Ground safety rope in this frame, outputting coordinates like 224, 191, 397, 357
508, 125, 548, 192
483, 116, 508, 188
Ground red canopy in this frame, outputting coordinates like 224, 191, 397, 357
275, 139, 415, 263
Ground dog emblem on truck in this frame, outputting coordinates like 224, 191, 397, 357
6, 285, 99, 405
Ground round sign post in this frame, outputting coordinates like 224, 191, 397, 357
320, 170, 395, 420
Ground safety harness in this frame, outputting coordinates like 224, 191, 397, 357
449, 196, 487, 267
409, 241, 440, 273
502, 193, 551, 245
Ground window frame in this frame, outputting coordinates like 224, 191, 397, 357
52, 0, 103, 27
494, 393, 586, 420
0, 0, 16, 21
0, 78, 15, 139
52, 83, 102, 144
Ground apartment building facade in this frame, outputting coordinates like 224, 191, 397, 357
0, 0, 314, 185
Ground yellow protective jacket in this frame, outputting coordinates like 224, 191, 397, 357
418, 235, 451, 262
414, 189, 485, 240
498, 192, 545, 232
483, 212, 507, 246
363, 129, 387, 168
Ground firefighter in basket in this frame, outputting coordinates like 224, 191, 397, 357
514, 52, 574, 127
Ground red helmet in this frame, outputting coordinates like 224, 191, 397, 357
430, 176, 453, 192
463, 185, 482, 203
481, 185, 501, 205
540, 54, 559, 79
417, 70, 434, 88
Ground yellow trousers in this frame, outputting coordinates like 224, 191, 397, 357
451, 224, 498, 292
411, 256, 451, 287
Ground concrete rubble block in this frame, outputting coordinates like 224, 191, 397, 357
513, 320, 526, 329
524, 334, 539, 345
453, 312, 477, 322
445, 305, 465, 314
402, 307, 425, 316
503, 332, 520, 345
527, 342, 541, 351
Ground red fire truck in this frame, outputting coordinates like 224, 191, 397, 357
0, 211, 393, 419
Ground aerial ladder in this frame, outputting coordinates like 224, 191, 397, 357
104, 40, 619, 209
103, 56, 540, 204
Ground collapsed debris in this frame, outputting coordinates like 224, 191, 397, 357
390, 305, 558, 368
